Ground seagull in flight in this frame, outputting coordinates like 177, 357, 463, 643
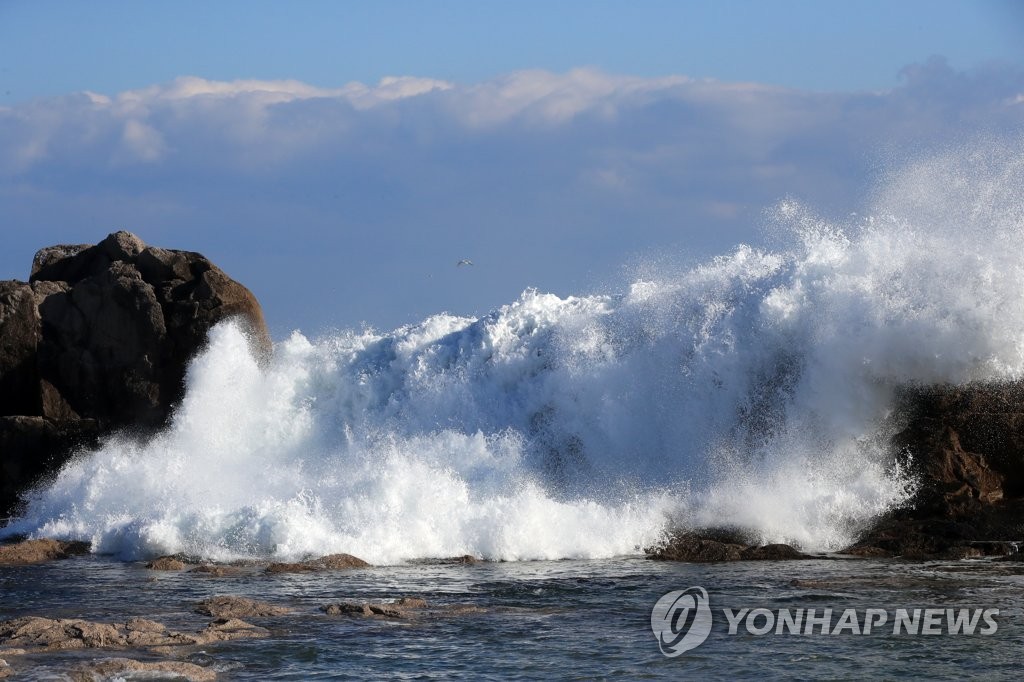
456, 259, 474, 267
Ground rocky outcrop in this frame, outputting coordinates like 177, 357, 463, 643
648, 383, 1024, 562
0, 615, 267, 653
265, 553, 370, 574
145, 556, 189, 571
845, 383, 1024, 558
0, 231, 270, 518
647, 530, 810, 562
0, 538, 91, 565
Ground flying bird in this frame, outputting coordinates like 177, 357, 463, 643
456, 259, 474, 267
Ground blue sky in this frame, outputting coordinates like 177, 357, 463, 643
1, 1, 1022, 336
2, 0, 1021, 99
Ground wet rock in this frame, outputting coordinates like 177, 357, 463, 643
71, 657, 216, 682
146, 556, 189, 571
647, 531, 808, 562
265, 553, 370, 574
194, 596, 291, 619
191, 564, 245, 577
741, 544, 810, 560
995, 552, 1024, 562
0, 417, 99, 515
0, 617, 109, 651
322, 597, 440, 620
322, 602, 373, 617
396, 597, 428, 609
647, 533, 745, 562
1, 231, 270, 518
123, 618, 170, 647
846, 383, 1024, 559
194, 618, 269, 643
0, 615, 267, 653
0, 538, 90, 565
0, 282, 41, 417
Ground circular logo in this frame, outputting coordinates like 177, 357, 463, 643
651, 586, 713, 657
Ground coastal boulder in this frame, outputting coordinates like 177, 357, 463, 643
0, 231, 271, 518
845, 383, 1024, 558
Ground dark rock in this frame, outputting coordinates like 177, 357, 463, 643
845, 383, 1024, 559
0, 538, 91, 565
30, 245, 90, 281
648, 530, 808, 562
194, 596, 290, 619
0, 231, 270, 519
0, 282, 41, 416
1, 417, 99, 516
647, 534, 745, 562
740, 544, 810, 560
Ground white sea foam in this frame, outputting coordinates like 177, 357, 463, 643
5, 145, 1024, 562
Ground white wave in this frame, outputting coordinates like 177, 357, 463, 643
6, 144, 1024, 562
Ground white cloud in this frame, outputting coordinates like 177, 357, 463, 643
118, 119, 166, 162
0, 61, 1021, 332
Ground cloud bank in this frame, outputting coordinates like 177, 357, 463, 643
1, 58, 1022, 334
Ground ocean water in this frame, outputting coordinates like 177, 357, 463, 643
1, 555, 1023, 679
2, 145, 1024, 676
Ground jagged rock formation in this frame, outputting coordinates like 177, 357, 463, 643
844, 383, 1024, 558
0, 231, 270, 518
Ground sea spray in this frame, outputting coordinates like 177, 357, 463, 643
5, 145, 1024, 562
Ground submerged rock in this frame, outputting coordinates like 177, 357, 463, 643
0, 231, 270, 518
195, 618, 269, 643
0, 538, 90, 565
70, 658, 216, 682
190, 564, 246, 577
321, 597, 482, 620
265, 553, 370, 574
